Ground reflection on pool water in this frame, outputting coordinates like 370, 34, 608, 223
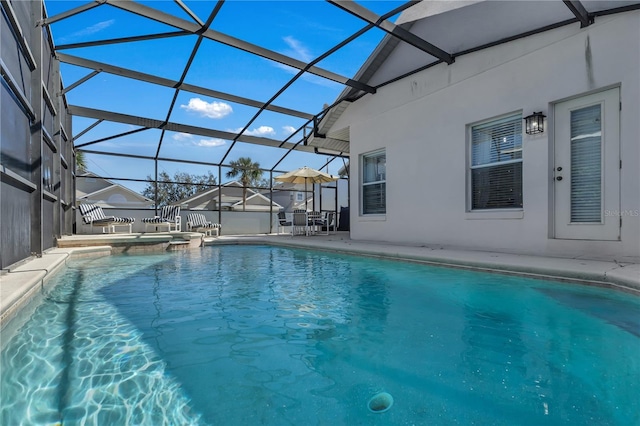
1, 245, 639, 425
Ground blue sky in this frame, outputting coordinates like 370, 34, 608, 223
45, 1, 401, 191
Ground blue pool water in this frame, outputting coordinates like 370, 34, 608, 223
1, 245, 639, 425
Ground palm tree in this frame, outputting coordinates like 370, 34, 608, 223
75, 150, 87, 173
226, 157, 263, 211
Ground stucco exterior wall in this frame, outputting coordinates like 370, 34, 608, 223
337, 12, 640, 261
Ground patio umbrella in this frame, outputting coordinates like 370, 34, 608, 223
274, 166, 339, 209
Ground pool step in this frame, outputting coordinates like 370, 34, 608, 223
167, 240, 191, 251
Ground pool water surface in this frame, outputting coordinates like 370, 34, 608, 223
1, 245, 639, 425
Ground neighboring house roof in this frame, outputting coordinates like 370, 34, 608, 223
271, 181, 311, 191
263, 182, 316, 212
76, 172, 111, 197
76, 172, 153, 208
176, 180, 246, 208
175, 181, 282, 211
229, 192, 283, 212
308, 0, 639, 151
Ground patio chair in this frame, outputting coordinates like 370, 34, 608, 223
325, 211, 337, 234
78, 204, 135, 234
186, 213, 221, 236
307, 211, 328, 235
142, 205, 181, 232
292, 209, 309, 236
277, 211, 292, 234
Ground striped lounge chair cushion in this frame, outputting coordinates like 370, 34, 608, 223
187, 213, 221, 229
79, 204, 109, 224
141, 217, 171, 224
79, 204, 134, 225
142, 205, 180, 223
160, 205, 180, 220
109, 217, 135, 224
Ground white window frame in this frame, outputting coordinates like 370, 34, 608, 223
360, 149, 386, 216
467, 113, 523, 212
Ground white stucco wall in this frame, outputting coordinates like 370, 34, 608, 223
336, 12, 640, 261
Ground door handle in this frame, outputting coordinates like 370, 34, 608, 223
556, 176, 563, 181
556, 166, 562, 172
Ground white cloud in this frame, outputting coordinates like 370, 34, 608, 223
249, 126, 276, 136
282, 126, 297, 135
283, 36, 313, 62
82, 20, 115, 35
196, 138, 226, 147
59, 20, 115, 43
231, 126, 276, 137
172, 132, 226, 147
272, 36, 314, 75
273, 36, 342, 90
180, 98, 233, 119
172, 132, 193, 142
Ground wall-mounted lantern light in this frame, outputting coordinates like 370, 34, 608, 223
524, 111, 546, 135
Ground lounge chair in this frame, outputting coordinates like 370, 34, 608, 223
277, 211, 292, 234
186, 213, 221, 236
142, 205, 181, 232
78, 204, 135, 233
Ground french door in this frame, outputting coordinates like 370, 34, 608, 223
553, 87, 620, 240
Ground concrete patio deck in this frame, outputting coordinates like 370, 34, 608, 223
2, 232, 639, 330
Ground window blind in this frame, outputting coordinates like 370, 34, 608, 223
470, 114, 523, 210
362, 151, 386, 214
471, 163, 523, 209
570, 104, 602, 222
363, 183, 386, 214
471, 115, 522, 167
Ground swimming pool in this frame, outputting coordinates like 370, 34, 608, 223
1, 245, 638, 425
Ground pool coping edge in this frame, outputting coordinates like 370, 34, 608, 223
0, 246, 112, 330
207, 237, 640, 295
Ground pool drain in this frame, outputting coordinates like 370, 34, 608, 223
368, 392, 394, 413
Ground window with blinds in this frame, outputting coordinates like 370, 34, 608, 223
570, 104, 602, 222
362, 150, 386, 214
470, 114, 523, 210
